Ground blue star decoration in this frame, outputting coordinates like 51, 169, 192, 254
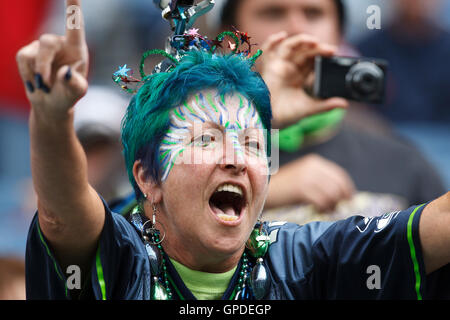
114, 64, 131, 77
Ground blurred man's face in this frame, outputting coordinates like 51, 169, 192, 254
234, 0, 341, 46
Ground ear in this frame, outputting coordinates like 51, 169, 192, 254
132, 160, 162, 203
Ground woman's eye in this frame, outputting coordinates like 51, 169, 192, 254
194, 134, 215, 147
246, 140, 261, 150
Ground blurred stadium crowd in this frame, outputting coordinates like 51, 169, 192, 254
1, 0, 449, 299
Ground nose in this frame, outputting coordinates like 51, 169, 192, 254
219, 162, 247, 176
286, 12, 306, 36
218, 133, 248, 175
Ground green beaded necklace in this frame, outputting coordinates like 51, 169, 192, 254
152, 237, 173, 300
152, 237, 251, 300
130, 206, 269, 300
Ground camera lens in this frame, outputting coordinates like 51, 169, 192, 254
346, 61, 383, 98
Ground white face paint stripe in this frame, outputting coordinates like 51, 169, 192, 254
160, 146, 185, 181
227, 127, 245, 163
170, 112, 192, 128
190, 99, 213, 123
193, 98, 218, 123
214, 94, 230, 125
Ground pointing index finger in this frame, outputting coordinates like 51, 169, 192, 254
65, 0, 85, 45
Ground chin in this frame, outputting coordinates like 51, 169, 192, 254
206, 229, 247, 256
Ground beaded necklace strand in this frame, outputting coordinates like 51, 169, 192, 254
129, 207, 269, 300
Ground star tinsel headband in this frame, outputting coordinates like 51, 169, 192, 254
112, 27, 263, 94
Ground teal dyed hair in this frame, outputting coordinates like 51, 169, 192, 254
121, 50, 272, 200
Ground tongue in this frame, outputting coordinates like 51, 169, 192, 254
211, 203, 238, 221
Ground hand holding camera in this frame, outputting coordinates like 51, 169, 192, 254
260, 32, 349, 129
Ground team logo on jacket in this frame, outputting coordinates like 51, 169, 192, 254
374, 211, 400, 233
356, 211, 400, 233
356, 216, 375, 233
267, 221, 287, 244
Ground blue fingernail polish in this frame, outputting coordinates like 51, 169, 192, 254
26, 81, 34, 93
65, 67, 72, 81
41, 83, 50, 93
35, 73, 50, 93
35, 73, 43, 88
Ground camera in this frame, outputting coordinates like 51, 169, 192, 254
313, 56, 388, 104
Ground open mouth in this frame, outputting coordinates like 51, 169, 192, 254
209, 183, 246, 223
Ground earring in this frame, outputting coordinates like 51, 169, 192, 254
142, 203, 166, 245
141, 203, 170, 300
245, 220, 271, 300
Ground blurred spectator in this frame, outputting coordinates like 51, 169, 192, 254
74, 86, 132, 203
356, 0, 450, 123
0, 257, 25, 300
215, 0, 446, 224
355, 0, 450, 189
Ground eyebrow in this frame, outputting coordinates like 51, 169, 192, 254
203, 121, 223, 130
193, 121, 262, 135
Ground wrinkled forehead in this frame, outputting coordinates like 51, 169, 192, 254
169, 89, 264, 131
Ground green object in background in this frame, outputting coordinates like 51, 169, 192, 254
276, 108, 346, 152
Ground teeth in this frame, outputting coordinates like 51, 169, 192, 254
217, 213, 238, 222
216, 183, 243, 196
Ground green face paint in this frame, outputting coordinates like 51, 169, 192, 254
158, 91, 266, 181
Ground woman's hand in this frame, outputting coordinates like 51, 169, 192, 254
16, 0, 88, 122
259, 32, 349, 129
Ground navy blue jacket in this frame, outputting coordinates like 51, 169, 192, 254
25, 202, 450, 299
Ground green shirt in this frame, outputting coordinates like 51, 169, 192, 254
170, 258, 237, 300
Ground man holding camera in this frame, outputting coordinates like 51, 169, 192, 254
218, 0, 446, 220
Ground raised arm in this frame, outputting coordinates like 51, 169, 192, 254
419, 192, 450, 274
16, 0, 104, 271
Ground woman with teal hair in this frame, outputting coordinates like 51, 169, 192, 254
121, 49, 272, 199
18, 0, 450, 302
